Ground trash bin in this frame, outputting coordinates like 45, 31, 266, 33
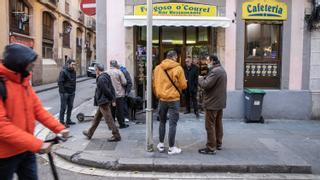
244, 88, 266, 123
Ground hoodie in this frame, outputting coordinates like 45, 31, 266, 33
153, 59, 187, 101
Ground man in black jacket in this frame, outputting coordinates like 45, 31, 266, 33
183, 57, 199, 118
83, 63, 121, 142
58, 59, 77, 127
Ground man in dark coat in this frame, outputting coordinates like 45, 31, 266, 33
120, 65, 133, 121
198, 54, 227, 154
58, 59, 77, 127
83, 63, 121, 142
183, 57, 199, 117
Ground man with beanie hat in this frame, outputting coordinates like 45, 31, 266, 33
0, 44, 69, 179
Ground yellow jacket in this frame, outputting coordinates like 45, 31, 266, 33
153, 59, 187, 101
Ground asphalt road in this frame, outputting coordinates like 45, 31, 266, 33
37, 78, 96, 117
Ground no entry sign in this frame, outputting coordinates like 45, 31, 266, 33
80, 0, 96, 16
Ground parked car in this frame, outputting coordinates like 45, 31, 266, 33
87, 61, 97, 77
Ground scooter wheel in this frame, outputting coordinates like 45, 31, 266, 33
76, 113, 85, 122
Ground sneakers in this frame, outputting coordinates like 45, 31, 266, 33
157, 143, 165, 153
66, 121, 76, 125
125, 118, 130, 122
119, 124, 129, 129
168, 146, 182, 155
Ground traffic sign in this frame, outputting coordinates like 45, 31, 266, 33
80, 0, 96, 16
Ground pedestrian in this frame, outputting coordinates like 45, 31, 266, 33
83, 63, 121, 141
183, 56, 199, 118
120, 65, 133, 121
198, 54, 227, 154
153, 50, 187, 155
0, 44, 69, 180
107, 60, 129, 129
58, 59, 77, 127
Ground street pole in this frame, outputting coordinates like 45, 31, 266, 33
146, 0, 153, 152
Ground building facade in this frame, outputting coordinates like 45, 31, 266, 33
0, 0, 96, 85
97, 0, 320, 120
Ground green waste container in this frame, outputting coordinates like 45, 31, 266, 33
244, 88, 266, 123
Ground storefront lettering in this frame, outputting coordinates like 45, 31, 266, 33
247, 4, 283, 16
242, 0, 287, 20
134, 3, 217, 16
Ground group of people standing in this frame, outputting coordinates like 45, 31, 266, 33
58, 50, 227, 156
153, 51, 227, 155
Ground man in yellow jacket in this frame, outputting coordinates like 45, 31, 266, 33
153, 50, 187, 155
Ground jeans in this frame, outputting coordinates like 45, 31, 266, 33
205, 110, 223, 150
59, 93, 75, 123
111, 97, 126, 126
87, 104, 121, 139
158, 100, 180, 147
0, 152, 37, 180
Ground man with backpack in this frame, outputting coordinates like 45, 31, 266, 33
153, 50, 187, 155
0, 44, 69, 180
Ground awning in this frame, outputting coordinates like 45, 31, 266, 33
124, 16, 231, 28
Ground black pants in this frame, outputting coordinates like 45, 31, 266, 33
123, 96, 129, 119
59, 92, 75, 123
185, 90, 198, 113
0, 152, 38, 180
111, 97, 126, 126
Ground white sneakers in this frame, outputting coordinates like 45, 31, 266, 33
168, 146, 182, 155
157, 143, 165, 153
157, 143, 182, 155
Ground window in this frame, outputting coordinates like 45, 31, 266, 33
65, 1, 70, 15
42, 12, 54, 59
162, 27, 183, 45
198, 27, 208, 42
62, 21, 72, 48
186, 27, 196, 44
138, 27, 159, 44
244, 22, 282, 89
10, 0, 30, 35
43, 12, 54, 40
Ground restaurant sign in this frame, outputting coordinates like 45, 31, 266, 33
242, 0, 287, 20
9, 34, 34, 48
134, 3, 217, 16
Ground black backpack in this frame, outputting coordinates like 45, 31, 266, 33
0, 77, 7, 102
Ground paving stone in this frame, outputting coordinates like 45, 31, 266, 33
117, 158, 153, 171
76, 152, 117, 170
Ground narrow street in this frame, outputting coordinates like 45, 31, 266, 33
37, 78, 96, 116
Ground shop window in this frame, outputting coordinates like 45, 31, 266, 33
10, 0, 30, 35
198, 27, 208, 42
138, 27, 159, 44
244, 22, 282, 89
186, 27, 196, 44
162, 27, 183, 45
42, 43, 53, 59
62, 21, 72, 48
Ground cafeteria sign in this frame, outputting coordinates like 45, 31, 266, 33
134, 3, 217, 16
242, 0, 287, 20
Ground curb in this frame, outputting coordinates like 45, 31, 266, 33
55, 148, 312, 174
34, 77, 93, 93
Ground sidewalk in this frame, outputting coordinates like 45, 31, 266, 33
54, 99, 320, 174
33, 76, 92, 93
